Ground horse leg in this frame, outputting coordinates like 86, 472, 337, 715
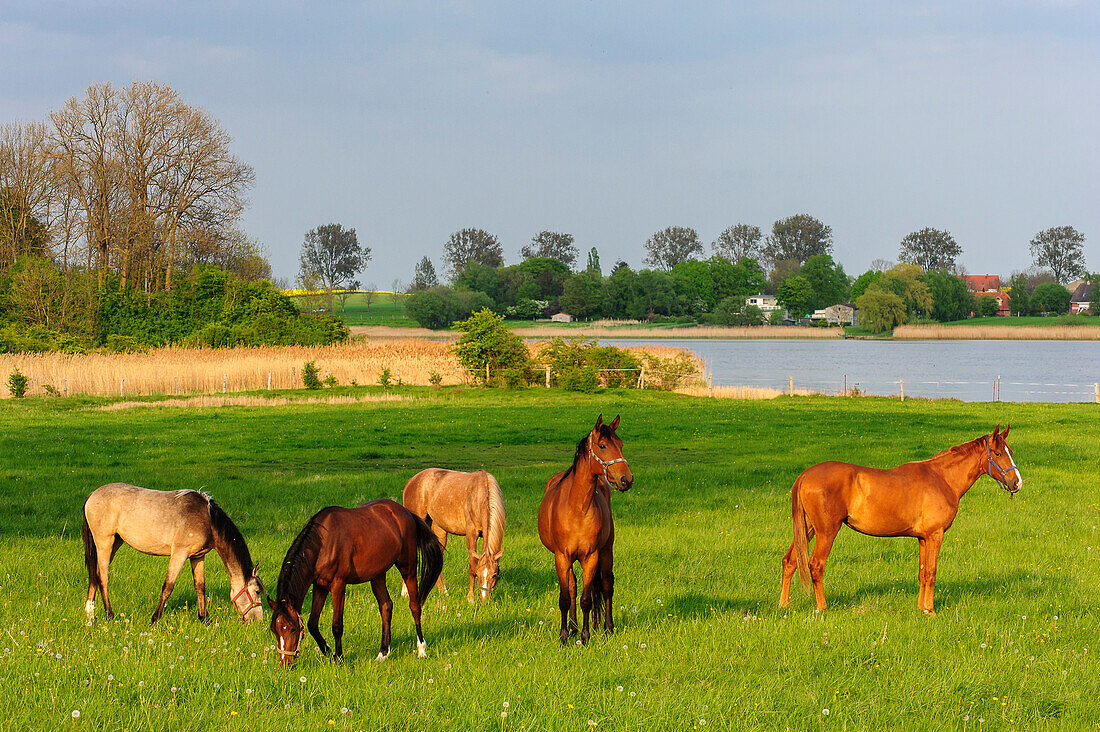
190, 557, 208, 622
307, 584, 332, 657
401, 569, 427, 658
329, 582, 347, 660
370, 576, 393, 660
779, 542, 797, 609
466, 533, 479, 603
88, 534, 120, 620
403, 529, 447, 598
151, 550, 189, 624
554, 553, 577, 645
577, 553, 600, 645
599, 547, 615, 633
923, 530, 945, 616
809, 525, 840, 612
916, 538, 929, 612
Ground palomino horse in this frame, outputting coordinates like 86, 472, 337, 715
402, 468, 506, 602
779, 425, 1022, 615
538, 415, 633, 645
82, 483, 265, 624
269, 499, 443, 666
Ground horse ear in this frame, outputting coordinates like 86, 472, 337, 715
1002, 424, 1010, 439
610, 415, 620, 431
992, 424, 1000, 438
473, 551, 483, 561
266, 597, 276, 610
492, 549, 503, 561
252, 564, 260, 577
594, 414, 604, 431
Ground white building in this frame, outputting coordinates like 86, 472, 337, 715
745, 294, 787, 320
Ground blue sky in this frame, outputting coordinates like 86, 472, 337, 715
3, 1, 1097, 285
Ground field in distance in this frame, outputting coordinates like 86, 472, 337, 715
2, 389, 1096, 729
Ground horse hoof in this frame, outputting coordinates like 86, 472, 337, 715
417, 640, 427, 658
376, 651, 390, 661
922, 609, 937, 617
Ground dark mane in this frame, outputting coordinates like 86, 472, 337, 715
556, 425, 617, 487
275, 510, 328, 609
207, 498, 254, 576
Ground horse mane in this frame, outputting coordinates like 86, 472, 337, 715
485, 474, 506, 555
275, 511, 326, 608
207, 498, 254, 576
555, 425, 617, 488
926, 435, 986, 462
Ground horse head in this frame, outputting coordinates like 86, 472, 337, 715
232, 566, 266, 623
590, 414, 633, 491
987, 424, 1023, 495
472, 549, 504, 601
269, 599, 304, 666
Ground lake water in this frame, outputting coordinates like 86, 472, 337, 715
603, 339, 1100, 403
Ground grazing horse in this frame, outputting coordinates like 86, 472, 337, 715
538, 415, 633, 645
402, 468, 506, 602
779, 425, 1023, 615
82, 483, 265, 624
268, 499, 443, 666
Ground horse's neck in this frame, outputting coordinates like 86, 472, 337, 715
212, 533, 247, 592
565, 459, 601, 514
929, 441, 986, 500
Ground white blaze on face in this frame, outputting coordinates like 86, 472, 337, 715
481, 568, 490, 600
1005, 443, 1023, 488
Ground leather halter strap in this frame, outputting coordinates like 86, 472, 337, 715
588, 434, 629, 487
276, 646, 300, 660
231, 585, 262, 621
986, 436, 1020, 495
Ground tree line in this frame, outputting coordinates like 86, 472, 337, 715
404, 218, 1094, 331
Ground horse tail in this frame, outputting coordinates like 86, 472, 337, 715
82, 512, 99, 591
792, 477, 812, 591
590, 562, 605, 629
414, 513, 444, 605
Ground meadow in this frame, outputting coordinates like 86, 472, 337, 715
2, 389, 1098, 730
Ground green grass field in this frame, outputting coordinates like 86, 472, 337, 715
3, 389, 1098, 730
291, 293, 420, 327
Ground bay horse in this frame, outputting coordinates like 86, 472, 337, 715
537, 415, 633, 645
82, 483, 265, 624
779, 425, 1022, 615
402, 468, 506, 602
268, 499, 443, 666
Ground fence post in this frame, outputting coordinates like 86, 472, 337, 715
1095, 382, 1098, 403
638, 367, 645, 389
545, 367, 551, 388
223, 374, 227, 394
900, 379, 904, 402
120, 378, 125, 397
268, 372, 272, 391
789, 376, 793, 395
485, 363, 490, 383
63, 379, 67, 398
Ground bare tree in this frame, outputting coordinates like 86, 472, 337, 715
0, 121, 56, 268
443, 228, 503, 278
644, 226, 702, 270
521, 231, 577, 268
362, 282, 378, 312
711, 224, 762, 262
762, 214, 833, 266
298, 223, 369, 312
898, 228, 962, 272
390, 279, 403, 310
1030, 226, 1087, 285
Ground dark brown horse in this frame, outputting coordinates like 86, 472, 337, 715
779, 425, 1022, 615
537, 415, 633, 645
82, 483, 265, 624
269, 499, 443, 666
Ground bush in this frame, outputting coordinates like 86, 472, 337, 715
451, 308, 530, 386
429, 371, 443, 387
539, 338, 641, 388
302, 360, 322, 390
560, 366, 600, 393
378, 367, 393, 389
106, 334, 144, 353
503, 367, 529, 389
8, 369, 28, 398
974, 294, 999, 318
322, 374, 339, 388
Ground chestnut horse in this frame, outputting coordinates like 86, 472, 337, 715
538, 415, 633, 645
402, 468, 506, 602
82, 483, 265, 624
269, 499, 443, 666
779, 425, 1022, 615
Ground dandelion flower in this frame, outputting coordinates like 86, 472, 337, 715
501, 712, 507, 719
341, 708, 349, 714
503, 702, 509, 708
246, 688, 253, 695
588, 721, 597, 727
822, 708, 830, 716
300, 676, 307, 683
616, 686, 623, 692
71, 710, 80, 719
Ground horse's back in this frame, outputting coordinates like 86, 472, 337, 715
316, 500, 416, 581
403, 468, 485, 535
85, 483, 211, 555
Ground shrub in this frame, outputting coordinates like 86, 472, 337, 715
106, 334, 144, 353
302, 360, 322, 390
378, 368, 393, 389
42, 384, 60, 397
503, 367, 528, 389
974, 294, 999, 318
560, 365, 600, 392
322, 374, 339, 388
429, 371, 443, 387
8, 369, 28, 398
452, 308, 529, 386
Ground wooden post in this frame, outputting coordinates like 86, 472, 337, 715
268, 372, 272, 391
63, 379, 67, 398
174, 376, 178, 396
900, 379, 904, 402
1095, 382, 1098, 403
545, 367, 551, 388
222, 374, 227, 394
638, 367, 645, 389
397, 368, 402, 385
789, 376, 793, 395
120, 378, 125, 397
485, 363, 490, 383
843, 374, 847, 395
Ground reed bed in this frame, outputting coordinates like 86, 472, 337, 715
512, 324, 843, 339
894, 324, 1100, 340
674, 383, 823, 399
0, 340, 706, 399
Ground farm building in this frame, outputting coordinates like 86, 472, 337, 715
745, 294, 787, 320
811, 303, 859, 325
1070, 283, 1093, 314
550, 312, 574, 323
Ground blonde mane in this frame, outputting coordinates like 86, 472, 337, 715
485, 474, 506, 555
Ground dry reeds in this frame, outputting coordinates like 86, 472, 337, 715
674, 384, 823, 400
893, 324, 1100, 340
512, 325, 842, 339
96, 393, 407, 411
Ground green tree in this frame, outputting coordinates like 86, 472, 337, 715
451, 308, 529, 385
898, 228, 962, 272
711, 224, 762, 262
855, 285, 907, 333
559, 273, 605, 319
777, 276, 814, 319
630, 269, 677, 319
974, 294, 999, 317
297, 223, 370, 313
709, 256, 766, 303
411, 256, 438, 291
521, 231, 577, 268
454, 262, 502, 304
1029, 226, 1087, 285
799, 254, 849, 312
516, 257, 570, 298
925, 270, 972, 322
443, 228, 504, 278
1030, 282, 1072, 314
670, 259, 716, 312
879, 264, 932, 319
585, 247, 601, 277
849, 270, 882, 302
763, 214, 833, 266
1007, 273, 1030, 316
604, 265, 637, 319
644, 226, 703, 271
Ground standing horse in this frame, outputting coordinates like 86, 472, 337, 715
538, 415, 633, 645
779, 425, 1022, 615
268, 499, 443, 666
402, 468, 506, 602
82, 483, 265, 624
